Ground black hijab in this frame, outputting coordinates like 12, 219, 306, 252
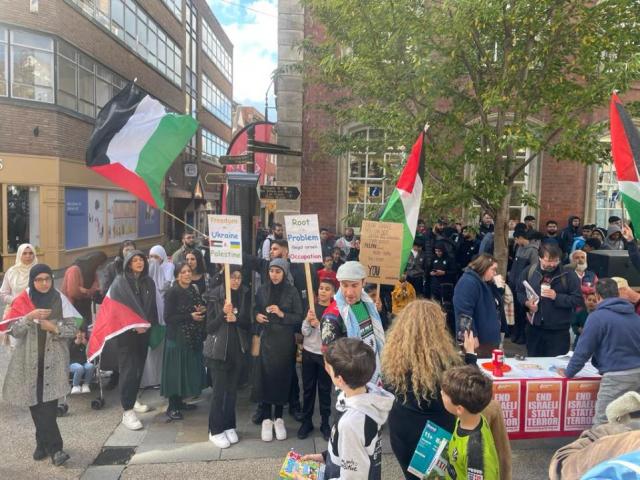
29, 264, 61, 311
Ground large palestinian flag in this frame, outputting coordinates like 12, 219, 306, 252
378, 130, 425, 272
87, 278, 152, 362
86, 82, 198, 209
610, 93, 640, 235
0, 289, 83, 332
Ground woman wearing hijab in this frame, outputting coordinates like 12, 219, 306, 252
252, 258, 303, 442
0, 243, 38, 345
107, 251, 158, 431
61, 251, 107, 329
161, 262, 206, 420
2, 264, 78, 466
185, 249, 207, 295
206, 266, 251, 448
140, 246, 175, 388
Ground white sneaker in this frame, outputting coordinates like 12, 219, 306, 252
122, 410, 143, 430
274, 418, 287, 441
261, 419, 274, 442
81, 384, 91, 394
209, 432, 230, 449
133, 401, 150, 413
224, 428, 239, 444
70, 386, 82, 395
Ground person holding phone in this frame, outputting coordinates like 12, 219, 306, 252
161, 262, 206, 421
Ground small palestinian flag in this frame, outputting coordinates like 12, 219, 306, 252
0, 289, 83, 332
86, 82, 198, 209
378, 129, 426, 272
610, 93, 640, 235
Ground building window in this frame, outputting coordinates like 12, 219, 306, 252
507, 149, 534, 222
347, 128, 403, 219
202, 74, 231, 125
595, 161, 623, 226
0, 26, 7, 96
202, 128, 229, 161
66, 0, 182, 86
56, 39, 126, 118
7, 185, 40, 254
162, 0, 182, 20
10, 29, 54, 103
202, 20, 232, 82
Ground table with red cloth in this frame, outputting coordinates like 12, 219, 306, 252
484, 356, 601, 439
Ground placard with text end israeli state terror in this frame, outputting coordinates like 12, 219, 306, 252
208, 214, 243, 265
359, 220, 404, 285
284, 214, 323, 263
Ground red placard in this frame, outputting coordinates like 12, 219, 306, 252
524, 381, 563, 432
493, 381, 520, 432
564, 380, 600, 431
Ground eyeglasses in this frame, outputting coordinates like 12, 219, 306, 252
34, 277, 52, 284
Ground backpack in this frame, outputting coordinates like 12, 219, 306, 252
526, 264, 568, 291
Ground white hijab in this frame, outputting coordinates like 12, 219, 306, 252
148, 245, 174, 325
7, 243, 38, 295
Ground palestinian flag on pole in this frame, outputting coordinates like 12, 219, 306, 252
86, 82, 198, 209
378, 129, 426, 272
87, 278, 152, 362
610, 93, 640, 235
0, 289, 83, 332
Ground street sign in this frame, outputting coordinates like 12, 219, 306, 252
204, 172, 227, 185
219, 153, 253, 165
259, 185, 301, 200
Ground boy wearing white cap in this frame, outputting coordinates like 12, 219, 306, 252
321, 261, 386, 384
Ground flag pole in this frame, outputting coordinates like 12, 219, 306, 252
161, 208, 210, 239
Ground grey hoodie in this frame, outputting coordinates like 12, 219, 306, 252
323, 383, 395, 479
605, 225, 625, 250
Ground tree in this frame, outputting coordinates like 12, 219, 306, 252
301, 0, 640, 270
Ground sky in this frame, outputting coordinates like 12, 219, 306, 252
207, 0, 277, 115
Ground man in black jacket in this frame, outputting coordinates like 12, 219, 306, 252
516, 243, 583, 357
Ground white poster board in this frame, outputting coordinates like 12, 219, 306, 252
208, 214, 243, 265
284, 214, 323, 263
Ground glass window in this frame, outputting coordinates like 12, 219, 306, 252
0, 26, 7, 96
595, 158, 624, 226
78, 67, 95, 116
202, 74, 232, 125
10, 30, 54, 103
202, 20, 232, 82
57, 56, 77, 110
162, 0, 182, 19
202, 128, 229, 160
7, 186, 40, 254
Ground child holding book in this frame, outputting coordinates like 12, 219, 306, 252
441, 366, 499, 480
298, 279, 335, 440
299, 337, 394, 479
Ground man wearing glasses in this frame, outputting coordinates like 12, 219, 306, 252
516, 243, 583, 357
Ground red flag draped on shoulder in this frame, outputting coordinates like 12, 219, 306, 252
0, 292, 36, 332
87, 279, 151, 362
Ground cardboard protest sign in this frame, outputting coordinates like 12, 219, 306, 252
284, 214, 323, 263
359, 220, 404, 285
208, 214, 243, 266
524, 381, 562, 433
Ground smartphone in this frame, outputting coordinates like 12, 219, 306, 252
457, 314, 473, 344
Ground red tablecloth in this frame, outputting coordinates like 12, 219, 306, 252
487, 357, 600, 439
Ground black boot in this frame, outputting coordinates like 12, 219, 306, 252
297, 420, 314, 439
33, 445, 47, 461
289, 404, 304, 423
252, 404, 265, 425
320, 417, 331, 441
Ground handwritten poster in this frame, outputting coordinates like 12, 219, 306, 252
524, 381, 562, 432
284, 214, 323, 263
564, 380, 600, 431
208, 215, 243, 265
359, 220, 404, 285
493, 381, 521, 432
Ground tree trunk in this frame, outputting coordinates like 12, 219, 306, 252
493, 195, 511, 278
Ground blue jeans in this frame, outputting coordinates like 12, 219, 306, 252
70, 362, 95, 386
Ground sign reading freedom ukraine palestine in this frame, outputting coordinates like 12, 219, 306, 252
208, 215, 243, 265
284, 214, 323, 263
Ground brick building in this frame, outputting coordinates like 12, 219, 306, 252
276, 2, 640, 235
0, 0, 233, 269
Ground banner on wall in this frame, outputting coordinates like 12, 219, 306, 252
65, 188, 89, 250
138, 200, 161, 238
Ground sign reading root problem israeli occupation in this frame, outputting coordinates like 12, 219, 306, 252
284, 214, 323, 264
359, 220, 404, 285
208, 214, 243, 266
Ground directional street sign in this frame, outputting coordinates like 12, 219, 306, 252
219, 153, 254, 165
259, 185, 301, 200
204, 172, 227, 185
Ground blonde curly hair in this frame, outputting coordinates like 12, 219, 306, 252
381, 299, 461, 401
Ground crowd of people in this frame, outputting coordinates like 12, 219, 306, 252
0, 211, 639, 478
